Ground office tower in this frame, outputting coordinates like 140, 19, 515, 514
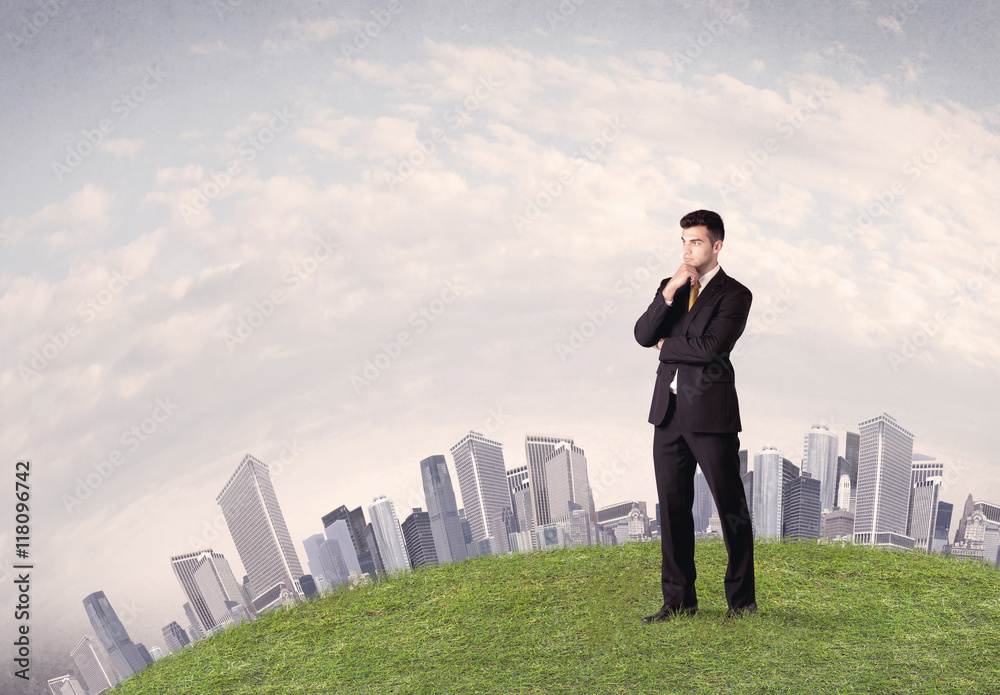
844, 431, 860, 485
318, 538, 350, 586
217, 453, 304, 598
452, 431, 513, 553
910, 476, 942, 551
837, 473, 852, 511
738, 449, 748, 478
821, 508, 855, 539
299, 574, 318, 598
368, 495, 410, 573
974, 500, 1000, 524
524, 434, 590, 529
908, 455, 944, 536
802, 425, 839, 512
781, 458, 802, 531
363, 523, 386, 575
984, 522, 1000, 567
324, 518, 363, 577
741, 471, 753, 525
853, 413, 915, 547
933, 501, 953, 552
753, 447, 782, 538
171, 550, 223, 634
48, 675, 87, 695
421, 454, 469, 563
568, 502, 593, 546
149, 646, 164, 660
543, 440, 591, 524
507, 465, 534, 538
70, 636, 118, 695
136, 643, 154, 665
321, 505, 378, 577
82, 591, 147, 680
402, 508, 439, 568
783, 474, 821, 540
182, 601, 204, 640
161, 621, 190, 654
693, 470, 717, 534
191, 551, 247, 631
301, 534, 328, 588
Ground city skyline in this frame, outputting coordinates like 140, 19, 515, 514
2, 1, 998, 693
37, 408, 1000, 691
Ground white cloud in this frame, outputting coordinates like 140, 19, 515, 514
101, 137, 146, 159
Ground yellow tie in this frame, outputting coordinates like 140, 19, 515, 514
688, 281, 701, 311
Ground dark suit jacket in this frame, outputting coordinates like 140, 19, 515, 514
634, 268, 752, 432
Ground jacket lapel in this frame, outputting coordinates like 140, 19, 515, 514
681, 268, 727, 333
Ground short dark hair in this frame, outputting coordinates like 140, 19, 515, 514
680, 209, 725, 245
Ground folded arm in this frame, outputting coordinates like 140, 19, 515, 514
656, 286, 752, 364
634, 278, 684, 347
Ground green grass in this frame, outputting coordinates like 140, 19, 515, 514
115, 540, 1000, 694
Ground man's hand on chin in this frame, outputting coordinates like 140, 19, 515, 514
661, 263, 699, 303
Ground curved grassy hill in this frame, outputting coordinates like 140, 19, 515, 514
114, 540, 1000, 694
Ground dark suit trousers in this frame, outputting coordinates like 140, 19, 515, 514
653, 394, 756, 610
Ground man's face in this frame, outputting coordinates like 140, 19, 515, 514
681, 225, 721, 273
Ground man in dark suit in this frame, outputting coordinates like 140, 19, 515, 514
633, 209, 757, 622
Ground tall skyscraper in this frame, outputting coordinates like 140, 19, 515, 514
910, 476, 943, 552
506, 465, 534, 537
401, 508, 439, 567
216, 454, 304, 597
323, 518, 362, 578
934, 501, 954, 552
753, 447, 782, 538
452, 431, 513, 553
802, 425, 839, 512
191, 552, 247, 631
320, 505, 377, 577
364, 523, 386, 575
844, 431, 860, 485
421, 454, 468, 563
70, 636, 118, 695
542, 440, 591, 524
738, 449, 748, 478
182, 601, 204, 640
47, 675, 87, 695
908, 455, 945, 537
524, 434, 582, 529
783, 473, 821, 540
81, 591, 147, 681
161, 621, 190, 654
171, 550, 223, 635
853, 413, 915, 547
693, 470, 717, 534
368, 495, 410, 573
318, 538, 350, 586
301, 533, 329, 588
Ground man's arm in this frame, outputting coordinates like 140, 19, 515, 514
657, 285, 752, 364
634, 278, 685, 347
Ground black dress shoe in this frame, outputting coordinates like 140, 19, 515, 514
725, 604, 758, 619
641, 605, 698, 623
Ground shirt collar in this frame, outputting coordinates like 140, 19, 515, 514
698, 264, 722, 289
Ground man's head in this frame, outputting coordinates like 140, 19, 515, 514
679, 209, 724, 274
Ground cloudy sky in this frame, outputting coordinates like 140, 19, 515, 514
1, 0, 998, 689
